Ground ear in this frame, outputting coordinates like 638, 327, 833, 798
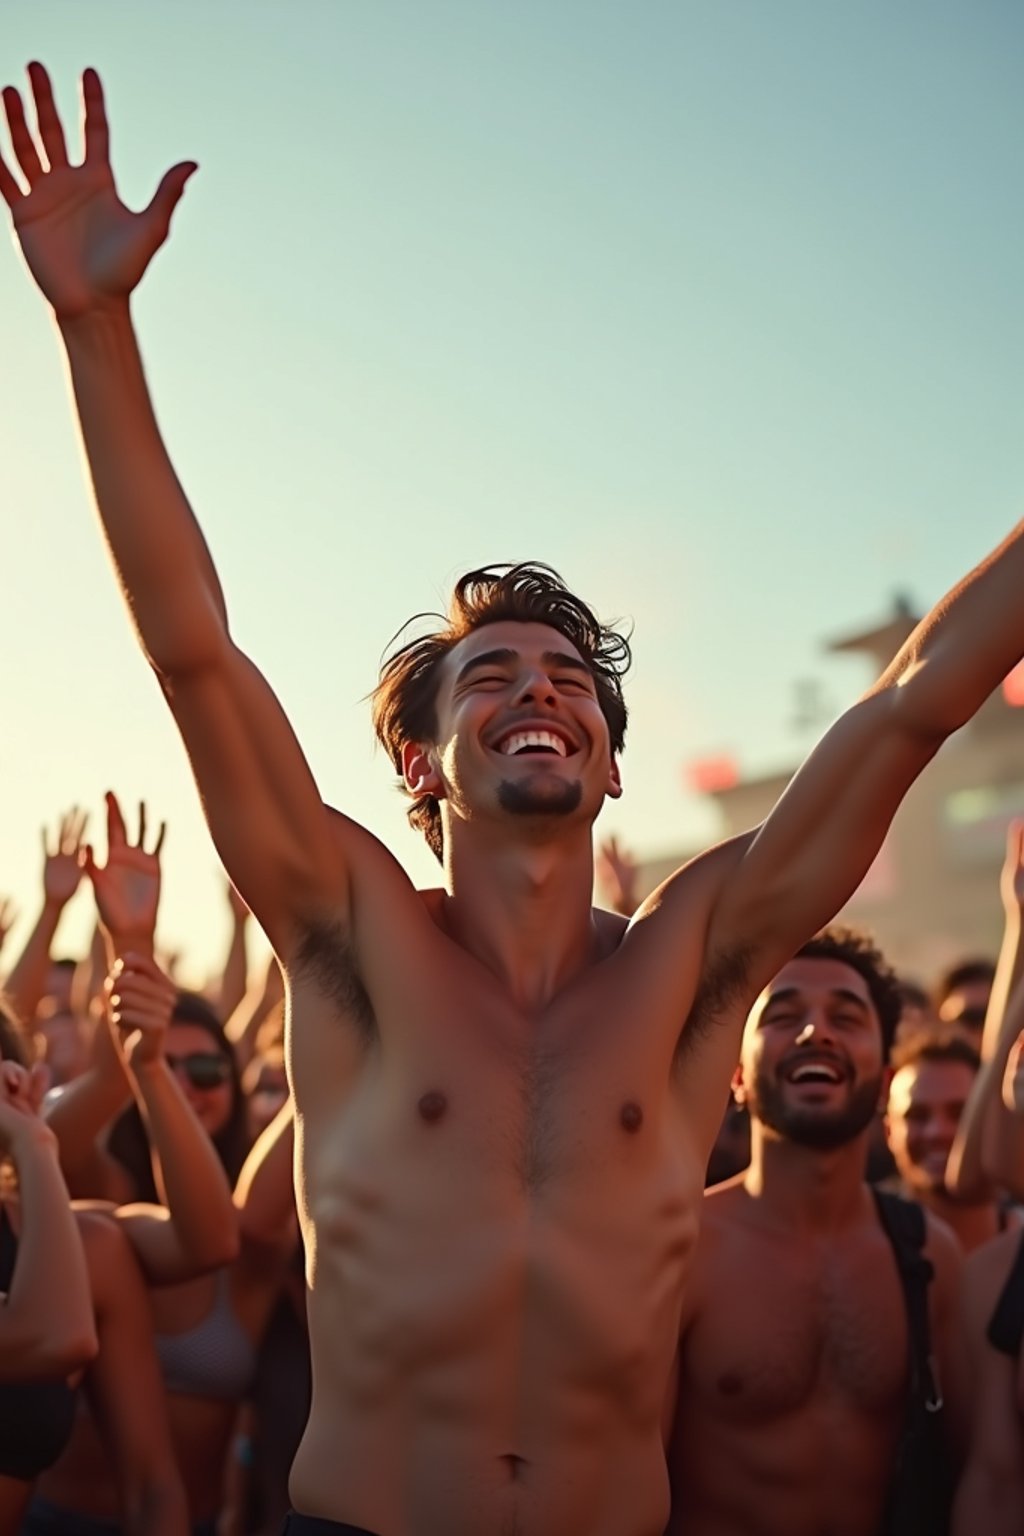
730, 1061, 747, 1107
401, 741, 444, 801
606, 755, 623, 801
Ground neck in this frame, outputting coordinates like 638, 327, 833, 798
441, 822, 599, 1010
913, 1184, 1003, 1253
744, 1122, 871, 1232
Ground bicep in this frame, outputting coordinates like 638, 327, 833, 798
113, 1202, 217, 1286
162, 640, 348, 949
708, 688, 939, 973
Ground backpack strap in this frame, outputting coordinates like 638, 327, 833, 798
872, 1189, 943, 1414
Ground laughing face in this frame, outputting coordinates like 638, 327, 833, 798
885, 1057, 976, 1195
735, 956, 886, 1151
402, 620, 622, 843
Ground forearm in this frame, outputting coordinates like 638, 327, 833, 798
3, 898, 63, 1031
44, 1059, 134, 1188
235, 1098, 296, 1248
218, 914, 250, 1023
951, 912, 1024, 1197
130, 1059, 238, 1266
59, 304, 228, 671
1, 1129, 97, 1374
881, 519, 1024, 736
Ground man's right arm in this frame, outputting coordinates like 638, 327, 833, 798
2, 65, 351, 952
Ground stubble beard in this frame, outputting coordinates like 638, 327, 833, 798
497, 776, 584, 818
751, 1068, 884, 1151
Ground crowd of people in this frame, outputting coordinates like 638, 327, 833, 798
5, 57, 1024, 1536
4, 798, 1024, 1533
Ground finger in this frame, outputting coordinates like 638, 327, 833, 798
0, 145, 24, 207
72, 807, 89, 848
81, 68, 109, 165
41, 824, 51, 859
106, 789, 127, 849
28, 1061, 50, 1113
141, 161, 198, 250
27, 61, 69, 170
153, 820, 167, 858
61, 805, 81, 854
137, 800, 147, 848
82, 843, 97, 881
1, 86, 44, 187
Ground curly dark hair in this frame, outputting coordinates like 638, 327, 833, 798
795, 926, 903, 1060
371, 562, 632, 862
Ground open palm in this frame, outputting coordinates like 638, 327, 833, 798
0, 63, 196, 318
86, 791, 166, 945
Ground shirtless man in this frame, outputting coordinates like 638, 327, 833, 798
885, 1030, 1019, 1252
2, 63, 1021, 1536
667, 929, 966, 1536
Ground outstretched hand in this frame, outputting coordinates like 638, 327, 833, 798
85, 791, 165, 946
0, 62, 196, 319
596, 834, 639, 918
42, 806, 89, 908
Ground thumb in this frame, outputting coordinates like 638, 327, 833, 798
143, 161, 199, 243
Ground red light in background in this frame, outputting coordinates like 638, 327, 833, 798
1003, 660, 1024, 708
685, 755, 739, 794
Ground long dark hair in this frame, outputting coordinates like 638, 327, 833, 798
107, 991, 249, 1202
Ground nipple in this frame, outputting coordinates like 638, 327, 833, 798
418, 1090, 448, 1124
620, 1101, 643, 1133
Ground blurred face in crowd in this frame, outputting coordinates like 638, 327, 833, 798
885, 1057, 976, 1195
43, 961, 76, 1016
36, 1003, 90, 1087
735, 956, 886, 1150
938, 980, 990, 1036
165, 1021, 235, 1138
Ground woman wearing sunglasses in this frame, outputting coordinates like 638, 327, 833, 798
36, 798, 296, 1536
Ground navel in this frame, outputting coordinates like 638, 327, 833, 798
417, 1090, 448, 1124
620, 1100, 643, 1133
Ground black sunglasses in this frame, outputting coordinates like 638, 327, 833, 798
166, 1051, 232, 1089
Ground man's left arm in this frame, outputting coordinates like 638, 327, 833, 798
704, 519, 1024, 981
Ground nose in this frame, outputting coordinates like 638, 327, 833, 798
794, 1013, 835, 1048
512, 667, 558, 708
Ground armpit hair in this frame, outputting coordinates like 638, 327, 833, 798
674, 943, 754, 1066
293, 917, 376, 1038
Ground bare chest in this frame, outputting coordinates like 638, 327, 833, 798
683, 1229, 909, 1422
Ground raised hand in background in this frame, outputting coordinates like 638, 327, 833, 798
85, 791, 165, 953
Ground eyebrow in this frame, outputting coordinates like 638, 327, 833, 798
453, 648, 592, 687
764, 986, 870, 1012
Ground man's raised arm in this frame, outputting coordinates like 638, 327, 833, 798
696, 518, 1024, 988
1, 65, 346, 950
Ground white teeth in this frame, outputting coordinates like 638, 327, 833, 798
790, 1063, 842, 1084
498, 730, 569, 757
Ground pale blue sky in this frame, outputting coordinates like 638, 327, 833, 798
2, 2, 1022, 980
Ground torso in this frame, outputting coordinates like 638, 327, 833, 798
666, 1181, 913, 1536
286, 861, 722, 1536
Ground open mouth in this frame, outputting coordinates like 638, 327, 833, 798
784, 1059, 847, 1086
493, 727, 575, 758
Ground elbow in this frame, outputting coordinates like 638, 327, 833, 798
18, 1320, 99, 1379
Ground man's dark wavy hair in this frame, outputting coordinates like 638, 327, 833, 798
371, 563, 632, 863
796, 926, 903, 1061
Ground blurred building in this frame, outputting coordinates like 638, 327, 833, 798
635, 598, 1024, 984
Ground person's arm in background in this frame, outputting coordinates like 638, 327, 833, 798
44, 792, 165, 1201
0, 896, 19, 966
225, 952, 284, 1074
76, 1211, 188, 1536
109, 950, 240, 1279
234, 1096, 297, 1254
0, 1058, 97, 1378
2, 809, 88, 1044
217, 879, 251, 1023
946, 823, 1024, 1200
595, 835, 639, 920
952, 1235, 1024, 1536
